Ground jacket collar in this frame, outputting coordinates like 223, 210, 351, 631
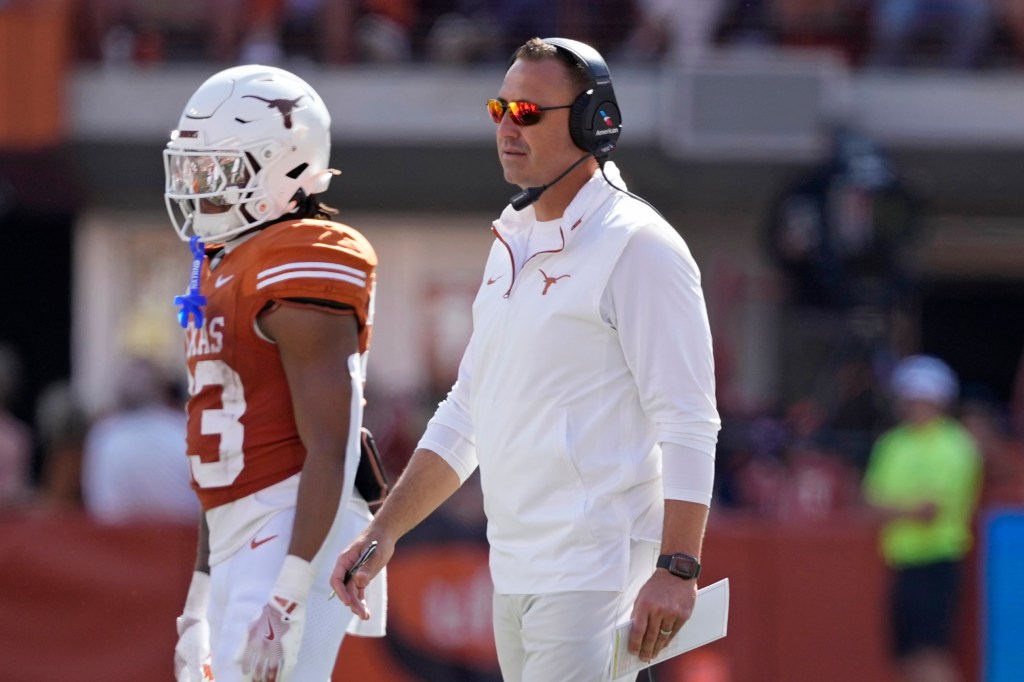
493, 161, 626, 243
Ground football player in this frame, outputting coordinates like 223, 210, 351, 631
165, 64, 384, 682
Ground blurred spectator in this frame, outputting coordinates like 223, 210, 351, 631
76, 0, 166, 66
233, 0, 288, 64
81, 356, 196, 524
417, 0, 502, 63
714, 0, 779, 50
865, 0, 994, 69
768, 0, 872, 64
621, 0, 724, 63
959, 399, 1024, 507
730, 415, 790, 515
619, 0, 676, 62
34, 381, 90, 511
861, 355, 981, 682
357, 0, 417, 61
491, 0, 560, 56
0, 343, 33, 509
283, 0, 358, 64
999, 0, 1024, 65
776, 399, 862, 520
726, 402, 861, 520
558, 0, 640, 57
210, 0, 362, 64
779, 440, 861, 520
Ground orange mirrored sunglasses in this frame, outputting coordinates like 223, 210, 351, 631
487, 98, 573, 126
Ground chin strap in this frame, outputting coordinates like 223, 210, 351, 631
174, 235, 208, 329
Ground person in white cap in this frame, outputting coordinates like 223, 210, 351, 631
861, 354, 981, 682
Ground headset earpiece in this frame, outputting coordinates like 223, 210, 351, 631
585, 93, 620, 158
543, 37, 622, 158
568, 89, 590, 152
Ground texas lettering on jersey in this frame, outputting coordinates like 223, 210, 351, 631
186, 317, 224, 358
183, 219, 377, 510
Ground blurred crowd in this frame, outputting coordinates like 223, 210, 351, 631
72, 0, 1024, 69
6, 0, 1024, 541
713, 353, 1024, 523
5, 337, 1021, 528
0, 346, 198, 524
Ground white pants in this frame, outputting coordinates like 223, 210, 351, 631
492, 539, 659, 682
207, 499, 380, 682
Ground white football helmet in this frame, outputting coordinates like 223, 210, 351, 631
164, 64, 335, 243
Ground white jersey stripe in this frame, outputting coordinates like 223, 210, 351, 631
256, 270, 367, 290
258, 261, 367, 281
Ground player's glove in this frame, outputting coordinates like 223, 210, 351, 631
174, 571, 215, 682
238, 555, 314, 682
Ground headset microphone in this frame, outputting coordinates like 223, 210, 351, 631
510, 153, 592, 211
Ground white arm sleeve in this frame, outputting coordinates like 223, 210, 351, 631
661, 442, 715, 506
417, 422, 477, 484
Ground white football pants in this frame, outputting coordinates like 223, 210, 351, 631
492, 538, 659, 682
207, 498, 382, 682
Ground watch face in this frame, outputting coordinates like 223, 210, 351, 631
668, 554, 700, 579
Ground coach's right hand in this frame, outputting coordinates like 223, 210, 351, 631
329, 533, 393, 620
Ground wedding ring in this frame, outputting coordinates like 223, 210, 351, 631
659, 628, 673, 637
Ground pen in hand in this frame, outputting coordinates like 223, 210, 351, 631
329, 540, 378, 600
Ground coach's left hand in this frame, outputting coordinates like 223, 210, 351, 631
627, 571, 697, 662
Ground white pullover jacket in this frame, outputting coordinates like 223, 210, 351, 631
419, 162, 720, 594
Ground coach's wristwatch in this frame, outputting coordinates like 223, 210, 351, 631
656, 553, 701, 580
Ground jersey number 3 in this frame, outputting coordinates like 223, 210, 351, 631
188, 359, 247, 487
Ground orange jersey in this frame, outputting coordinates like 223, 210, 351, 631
183, 219, 377, 510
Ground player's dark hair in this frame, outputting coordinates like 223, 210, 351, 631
292, 191, 338, 220
264, 191, 337, 227
231, 192, 337, 243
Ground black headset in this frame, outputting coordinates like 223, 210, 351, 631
543, 37, 622, 159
